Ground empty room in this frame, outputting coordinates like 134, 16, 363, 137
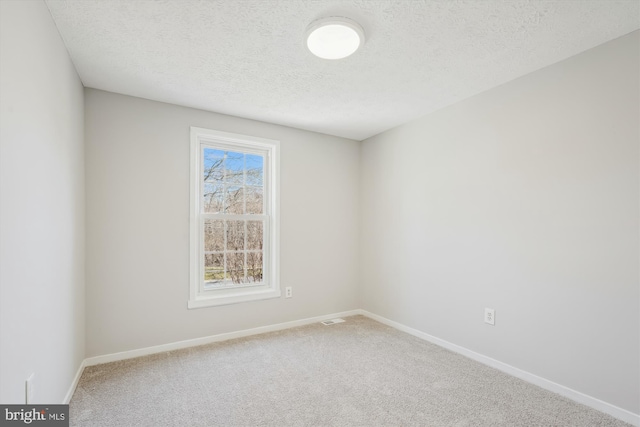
1, 0, 638, 426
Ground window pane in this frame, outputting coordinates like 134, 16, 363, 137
246, 221, 263, 250
226, 220, 244, 251
203, 183, 223, 213
226, 252, 246, 284
204, 219, 224, 251
246, 154, 263, 186
224, 186, 244, 214
245, 186, 263, 214
204, 253, 225, 283
246, 251, 263, 283
224, 151, 244, 185
203, 149, 224, 183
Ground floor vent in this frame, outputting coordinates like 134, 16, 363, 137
321, 318, 346, 326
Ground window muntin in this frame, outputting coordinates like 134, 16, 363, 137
190, 127, 279, 308
202, 148, 265, 289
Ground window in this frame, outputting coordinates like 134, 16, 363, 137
189, 127, 280, 308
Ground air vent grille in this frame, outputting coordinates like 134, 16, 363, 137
321, 318, 346, 326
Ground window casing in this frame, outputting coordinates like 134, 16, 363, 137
189, 127, 280, 308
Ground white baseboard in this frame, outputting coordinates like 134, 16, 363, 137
359, 310, 640, 427
83, 309, 361, 367
67, 308, 638, 426
63, 359, 85, 404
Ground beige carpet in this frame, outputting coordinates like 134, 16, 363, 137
70, 315, 631, 426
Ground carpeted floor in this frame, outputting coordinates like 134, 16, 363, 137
70, 315, 631, 426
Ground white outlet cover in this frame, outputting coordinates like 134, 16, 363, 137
485, 308, 495, 326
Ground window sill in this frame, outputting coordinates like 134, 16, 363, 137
188, 287, 281, 309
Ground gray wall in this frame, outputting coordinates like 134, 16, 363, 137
0, 1, 85, 403
360, 32, 639, 413
84, 89, 360, 357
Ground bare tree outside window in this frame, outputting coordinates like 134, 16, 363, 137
202, 149, 264, 287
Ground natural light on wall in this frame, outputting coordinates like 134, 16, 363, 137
305, 17, 365, 60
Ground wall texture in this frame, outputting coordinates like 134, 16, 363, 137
360, 32, 639, 413
0, 1, 85, 403
84, 89, 360, 357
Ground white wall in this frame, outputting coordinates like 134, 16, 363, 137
360, 32, 639, 414
84, 89, 359, 357
0, 1, 85, 403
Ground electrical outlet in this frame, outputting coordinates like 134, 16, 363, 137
25, 373, 35, 404
484, 308, 495, 326
285, 287, 292, 298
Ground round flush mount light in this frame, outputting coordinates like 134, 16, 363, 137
305, 17, 365, 60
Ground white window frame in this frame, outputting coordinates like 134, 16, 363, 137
189, 127, 280, 308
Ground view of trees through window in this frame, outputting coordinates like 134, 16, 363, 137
202, 148, 264, 287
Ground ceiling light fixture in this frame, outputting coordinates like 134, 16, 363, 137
305, 17, 365, 60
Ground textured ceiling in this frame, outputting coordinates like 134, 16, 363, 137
45, 0, 639, 141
